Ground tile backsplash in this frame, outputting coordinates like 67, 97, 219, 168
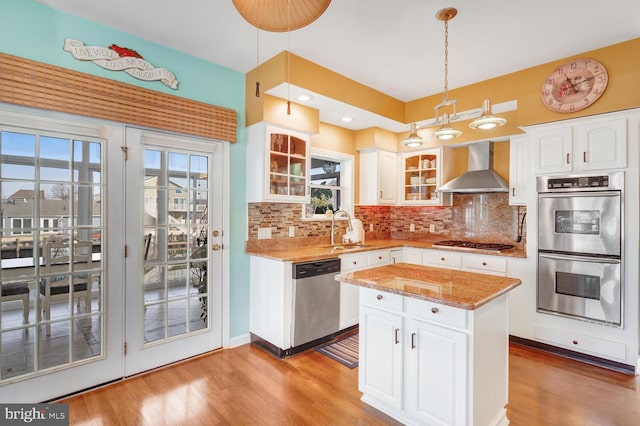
247, 193, 526, 248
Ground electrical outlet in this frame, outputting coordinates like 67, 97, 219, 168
369, 223, 374, 232
409, 223, 415, 232
429, 223, 436, 233
289, 226, 295, 237
257, 227, 272, 240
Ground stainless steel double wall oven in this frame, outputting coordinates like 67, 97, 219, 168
537, 171, 623, 326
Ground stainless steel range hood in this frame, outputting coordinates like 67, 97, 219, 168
436, 141, 509, 193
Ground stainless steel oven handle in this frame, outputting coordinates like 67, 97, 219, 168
538, 192, 620, 198
539, 252, 620, 264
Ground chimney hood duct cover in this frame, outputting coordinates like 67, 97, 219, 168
437, 141, 509, 193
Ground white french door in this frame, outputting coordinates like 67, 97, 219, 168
123, 128, 223, 375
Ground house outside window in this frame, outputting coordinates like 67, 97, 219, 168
303, 150, 354, 220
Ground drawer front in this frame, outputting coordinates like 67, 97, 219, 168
405, 297, 468, 329
360, 287, 403, 312
461, 254, 507, 274
534, 325, 627, 361
340, 253, 368, 271
423, 250, 462, 269
368, 250, 391, 266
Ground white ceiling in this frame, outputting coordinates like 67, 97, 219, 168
36, 0, 640, 132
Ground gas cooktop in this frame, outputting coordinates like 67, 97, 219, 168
432, 240, 515, 252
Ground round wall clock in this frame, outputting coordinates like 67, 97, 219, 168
541, 59, 608, 113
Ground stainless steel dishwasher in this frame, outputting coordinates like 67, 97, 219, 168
291, 258, 341, 348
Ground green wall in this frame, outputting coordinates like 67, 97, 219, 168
0, 0, 250, 339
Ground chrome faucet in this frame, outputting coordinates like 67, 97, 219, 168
331, 210, 353, 246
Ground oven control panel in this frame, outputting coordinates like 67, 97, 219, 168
546, 175, 609, 189
537, 171, 623, 192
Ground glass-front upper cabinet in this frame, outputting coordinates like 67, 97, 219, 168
400, 148, 452, 205
268, 131, 307, 199
246, 123, 310, 203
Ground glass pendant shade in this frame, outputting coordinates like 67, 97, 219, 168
401, 123, 424, 147
469, 99, 507, 130
433, 113, 462, 140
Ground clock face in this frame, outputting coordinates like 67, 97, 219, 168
541, 59, 608, 113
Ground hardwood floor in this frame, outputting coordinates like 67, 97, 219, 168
59, 341, 640, 425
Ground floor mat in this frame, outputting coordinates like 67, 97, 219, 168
315, 333, 358, 368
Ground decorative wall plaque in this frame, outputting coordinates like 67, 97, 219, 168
63, 38, 179, 89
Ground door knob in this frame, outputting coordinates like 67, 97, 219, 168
211, 243, 222, 251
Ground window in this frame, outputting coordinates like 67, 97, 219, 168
303, 150, 354, 220
11, 218, 32, 235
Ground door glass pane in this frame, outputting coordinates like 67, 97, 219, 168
142, 149, 210, 345
0, 129, 105, 382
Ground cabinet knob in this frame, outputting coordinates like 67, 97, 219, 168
376, 294, 383, 300
378, 256, 382, 260
431, 307, 439, 314
482, 261, 487, 266
572, 340, 578, 345
353, 261, 357, 265
440, 257, 445, 261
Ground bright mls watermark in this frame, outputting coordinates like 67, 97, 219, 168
1, 404, 68, 425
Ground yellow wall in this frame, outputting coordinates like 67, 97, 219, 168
245, 38, 640, 186
311, 123, 361, 203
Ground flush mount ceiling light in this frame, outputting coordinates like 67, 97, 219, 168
402, 7, 507, 144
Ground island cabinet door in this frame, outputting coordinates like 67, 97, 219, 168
406, 317, 468, 426
359, 306, 404, 410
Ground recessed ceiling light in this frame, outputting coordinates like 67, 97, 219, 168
297, 94, 312, 102
341, 116, 354, 122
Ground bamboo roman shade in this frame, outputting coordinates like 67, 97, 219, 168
0, 53, 237, 142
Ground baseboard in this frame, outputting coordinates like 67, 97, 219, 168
509, 335, 636, 375
227, 333, 251, 348
250, 327, 358, 359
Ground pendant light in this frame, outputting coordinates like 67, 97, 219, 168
402, 7, 507, 145
469, 99, 507, 130
401, 123, 424, 147
433, 7, 461, 141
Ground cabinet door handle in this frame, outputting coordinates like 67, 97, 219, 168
566, 153, 570, 164
379, 190, 383, 199
583, 151, 587, 163
512, 187, 515, 196
411, 332, 416, 349
395, 328, 400, 344
431, 307, 439, 314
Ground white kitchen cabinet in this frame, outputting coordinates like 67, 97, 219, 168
359, 286, 510, 426
403, 248, 422, 265
531, 113, 628, 174
339, 249, 392, 331
400, 148, 452, 206
508, 134, 527, 205
390, 248, 403, 264
359, 304, 404, 410
423, 249, 462, 270
461, 252, 507, 276
246, 122, 310, 203
359, 149, 397, 205
406, 317, 467, 425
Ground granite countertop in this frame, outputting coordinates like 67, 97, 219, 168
336, 262, 522, 310
245, 238, 527, 263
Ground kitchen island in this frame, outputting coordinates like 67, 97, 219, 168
336, 263, 521, 426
